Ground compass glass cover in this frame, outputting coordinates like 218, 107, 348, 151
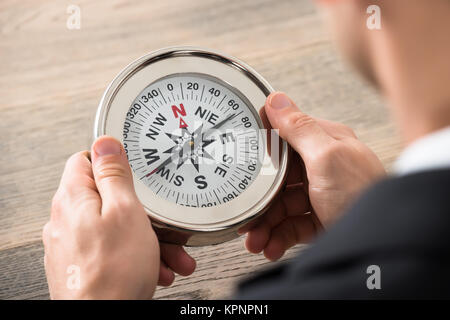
122, 73, 264, 208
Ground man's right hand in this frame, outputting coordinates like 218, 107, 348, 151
239, 92, 386, 261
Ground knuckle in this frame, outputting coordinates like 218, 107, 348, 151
338, 123, 357, 138
95, 160, 130, 182
42, 222, 51, 245
289, 112, 316, 131
324, 141, 341, 155
309, 141, 343, 165
51, 185, 97, 220
284, 112, 321, 147
42, 221, 61, 243
66, 150, 89, 169
285, 112, 317, 139
51, 191, 64, 215
346, 127, 357, 138
115, 196, 135, 211
321, 141, 345, 162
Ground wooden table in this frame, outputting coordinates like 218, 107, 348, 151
0, 0, 402, 299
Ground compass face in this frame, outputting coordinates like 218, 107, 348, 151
123, 73, 263, 208
95, 47, 289, 245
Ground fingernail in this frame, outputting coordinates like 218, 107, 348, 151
269, 92, 291, 109
94, 138, 121, 156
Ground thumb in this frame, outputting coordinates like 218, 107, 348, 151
91, 136, 137, 208
264, 92, 334, 163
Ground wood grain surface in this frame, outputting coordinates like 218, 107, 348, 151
0, 0, 402, 299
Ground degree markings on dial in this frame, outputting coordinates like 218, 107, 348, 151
139, 100, 155, 113
232, 173, 240, 180
213, 189, 221, 204
139, 172, 149, 181
236, 165, 252, 175
217, 95, 226, 110
127, 118, 143, 127
236, 131, 252, 137
228, 181, 241, 194
233, 110, 244, 118
153, 99, 161, 109
157, 88, 167, 104
200, 85, 205, 101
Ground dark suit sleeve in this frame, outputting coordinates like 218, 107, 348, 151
234, 170, 450, 299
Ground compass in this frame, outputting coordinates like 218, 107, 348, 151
94, 47, 289, 246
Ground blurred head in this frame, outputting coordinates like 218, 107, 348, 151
317, 0, 378, 86
316, 0, 450, 143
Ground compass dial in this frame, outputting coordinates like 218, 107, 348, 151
123, 73, 263, 208
95, 47, 289, 245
